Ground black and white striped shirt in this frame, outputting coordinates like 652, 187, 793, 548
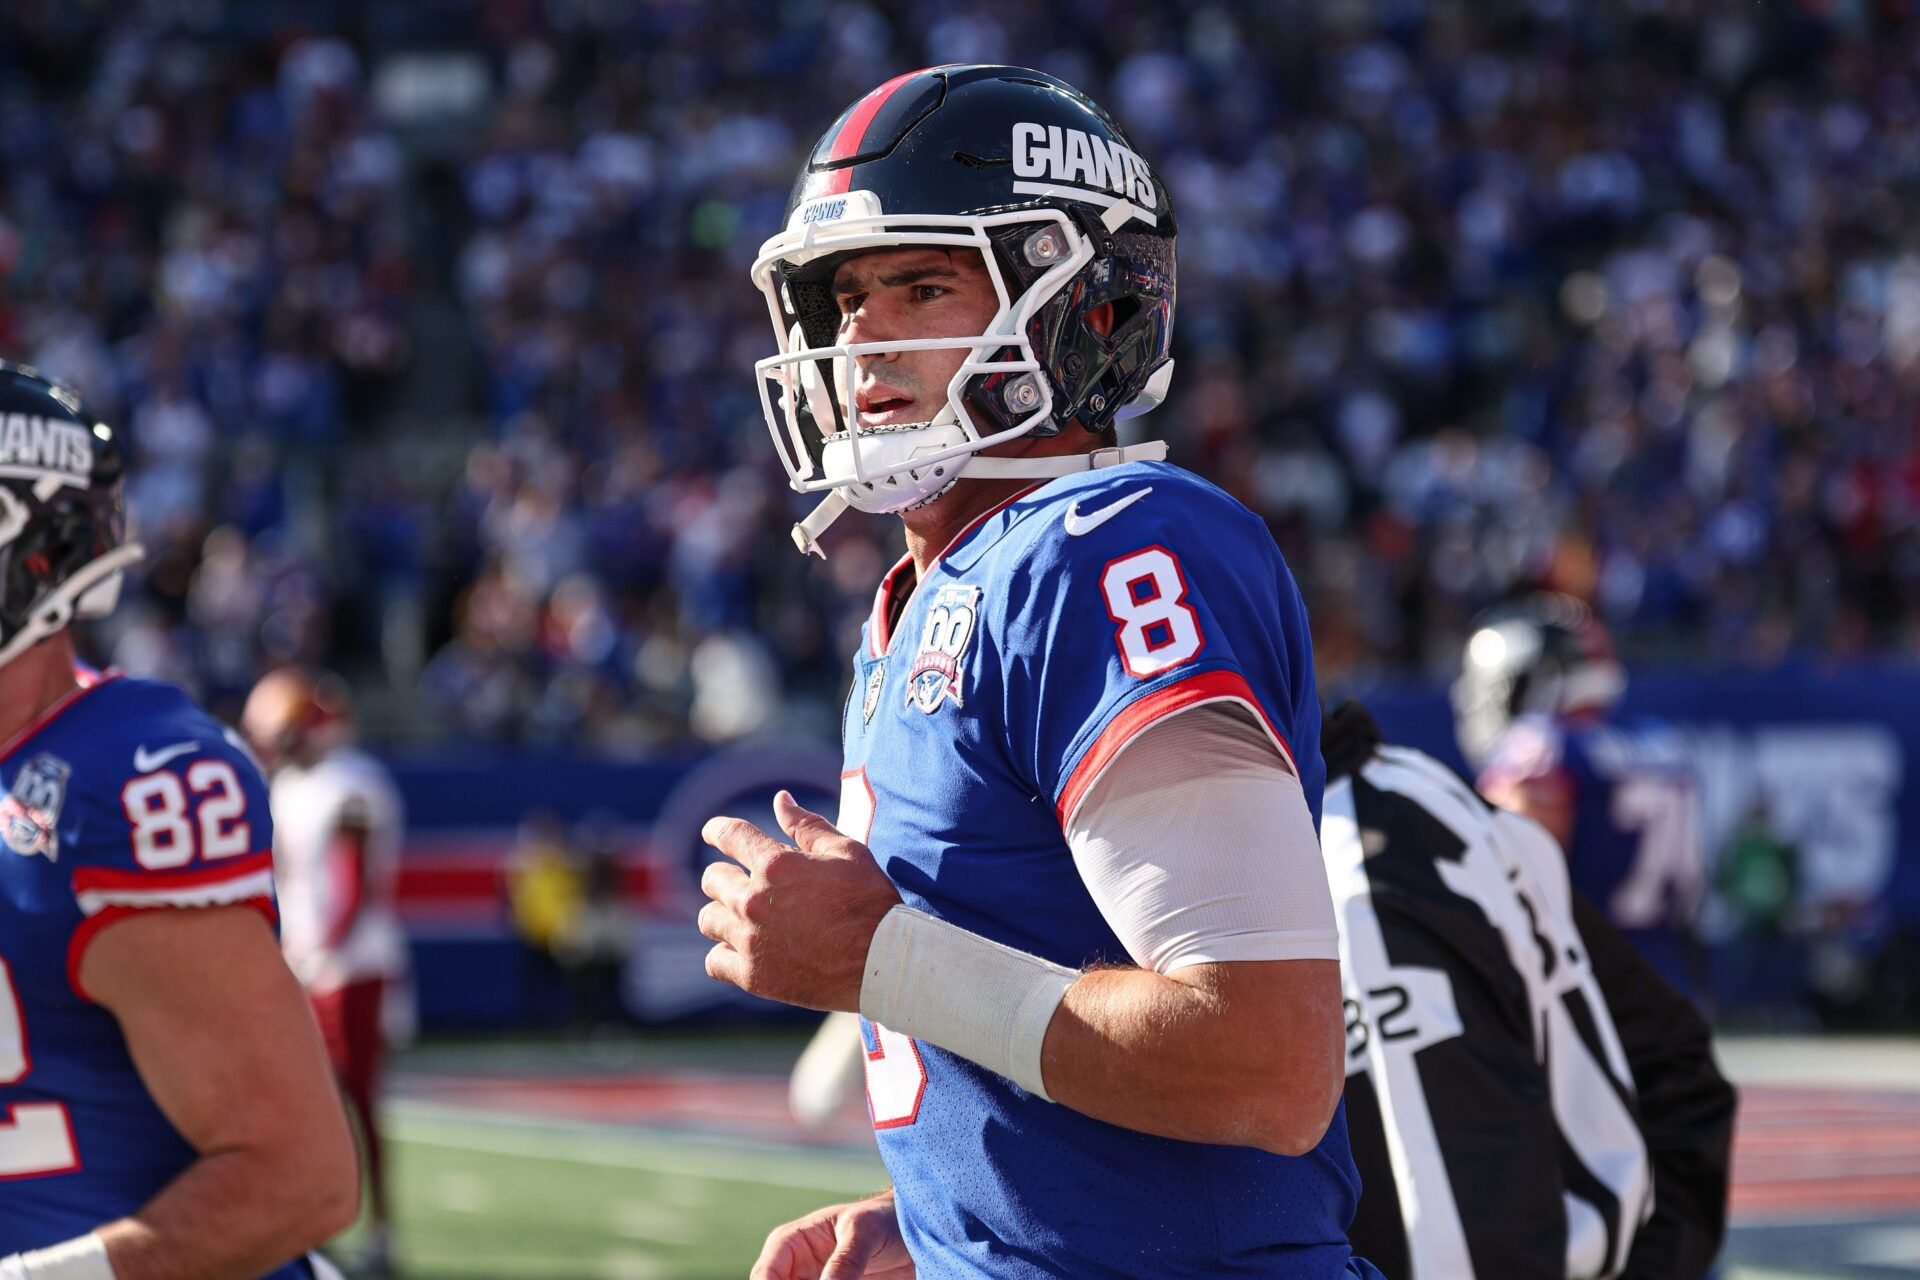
1323, 720, 1656, 1279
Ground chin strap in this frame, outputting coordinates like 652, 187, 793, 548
789, 441, 1170, 558
791, 492, 851, 558
0, 542, 147, 671
959, 440, 1168, 479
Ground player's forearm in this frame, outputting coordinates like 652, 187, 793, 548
98, 1145, 357, 1280
1039, 960, 1344, 1155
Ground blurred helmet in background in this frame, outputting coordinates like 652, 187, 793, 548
242, 665, 354, 770
1452, 593, 1626, 767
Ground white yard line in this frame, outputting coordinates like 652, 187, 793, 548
602, 1250, 668, 1280
610, 1201, 702, 1245
1717, 1037, 1920, 1092
432, 1169, 495, 1214
387, 1099, 886, 1195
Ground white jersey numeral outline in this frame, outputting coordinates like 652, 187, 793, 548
1100, 545, 1205, 677
122, 759, 255, 870
0, 957, 80, 1179
1608, 770, 1704, 931
840, 767, 929, 1129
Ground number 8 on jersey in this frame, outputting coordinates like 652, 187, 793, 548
1100, 546, 1205, 677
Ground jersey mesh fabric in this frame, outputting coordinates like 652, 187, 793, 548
842, 461, 1370, 1279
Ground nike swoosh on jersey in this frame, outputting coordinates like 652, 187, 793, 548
133, 741, 200, 773
1062, 487, 1152, 536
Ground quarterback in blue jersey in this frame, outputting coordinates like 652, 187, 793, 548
0, 364, 356, 1280
698, 67, 1378, 1280
1455, 595, 1708, 998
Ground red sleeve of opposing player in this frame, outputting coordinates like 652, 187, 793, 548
321, 826, 371, 951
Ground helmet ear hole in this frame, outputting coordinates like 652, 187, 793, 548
1103, 297, 1140, 339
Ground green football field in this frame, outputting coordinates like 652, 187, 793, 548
326, 1034, 1920, 1280
338, 1103, 888, 1279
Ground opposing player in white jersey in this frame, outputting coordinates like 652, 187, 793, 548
244, 669, 408, 1278
0, 362, 356, 1280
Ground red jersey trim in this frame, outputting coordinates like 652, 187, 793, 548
867, 483, 1043, 657
1055, 668, 1300, 827
869, 553, 917, 658
0, 671, 122, 767
822, 70, 929, 196
66, 897, 279, 1003
72, 850, 275, 897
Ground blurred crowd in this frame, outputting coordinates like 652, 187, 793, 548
5, 0, 1920, 747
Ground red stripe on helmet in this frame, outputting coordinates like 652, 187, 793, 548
822, 69, 929, 195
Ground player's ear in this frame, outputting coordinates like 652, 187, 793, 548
1086, 302, 1115, 339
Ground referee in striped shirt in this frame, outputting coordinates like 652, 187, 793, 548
1322, 700, 1734, 1280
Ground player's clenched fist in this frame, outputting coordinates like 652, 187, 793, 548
700, 790, 901, 1011
752, 1191, 913, 1280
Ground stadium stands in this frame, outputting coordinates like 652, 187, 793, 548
4, 0, 1917, 745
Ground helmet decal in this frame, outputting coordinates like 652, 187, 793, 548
815, 69, 938, 195
0, 414, 98, 490
1010, 122, 1158, 218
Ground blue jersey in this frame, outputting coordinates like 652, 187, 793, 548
0, 674, 317, 1280
1479, 713, 1705, 993
840, 462, 1370, 1279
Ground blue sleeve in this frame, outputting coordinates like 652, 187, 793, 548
66, 729, 276, 900
998, 478, 1322, 824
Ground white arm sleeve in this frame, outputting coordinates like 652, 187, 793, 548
1064, 701, 1338, 973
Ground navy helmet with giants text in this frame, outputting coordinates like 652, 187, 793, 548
0, 362, 142, 669
751, 65, 1178, 554
1452, 593, 1627, 767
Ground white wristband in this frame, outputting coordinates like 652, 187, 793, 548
10, 1234, 116, 1280
859, 905, 1077, 1101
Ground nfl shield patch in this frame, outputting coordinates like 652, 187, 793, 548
2, 753, 70, 862
906, 585, 980, 714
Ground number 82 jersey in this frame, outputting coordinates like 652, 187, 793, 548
841, 461, 1368, 1279
0, 673, 307, 1279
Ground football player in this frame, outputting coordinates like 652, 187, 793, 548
1454, 595, 1708, 997
0, 363, 357, 1280
244, 668, 409, 1278
698, 67, 1378, 1279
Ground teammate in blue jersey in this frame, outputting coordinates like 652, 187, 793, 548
696, 67, 1378, 1279
0, 363, 356, 1280
1454, 594, 1708, 998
